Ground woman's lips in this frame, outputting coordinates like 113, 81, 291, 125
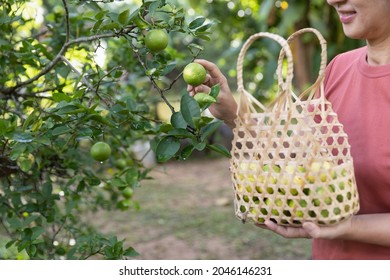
338, 11, 357, 24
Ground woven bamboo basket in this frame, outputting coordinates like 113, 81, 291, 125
230, 28, 360, 227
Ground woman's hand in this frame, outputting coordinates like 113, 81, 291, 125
187, 59, 238, 129
255, 217, 353, 240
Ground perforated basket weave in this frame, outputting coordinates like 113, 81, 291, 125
230, 28, 360, 227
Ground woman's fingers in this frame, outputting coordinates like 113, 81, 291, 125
194, 59, 225, 80
260, 220, 312, 239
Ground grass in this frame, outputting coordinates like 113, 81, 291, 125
91, 156, 312, 260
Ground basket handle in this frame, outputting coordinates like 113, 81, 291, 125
236, 32, 294, 114
277, 28, 327, 101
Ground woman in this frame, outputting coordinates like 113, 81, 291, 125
187, 0, 390, 259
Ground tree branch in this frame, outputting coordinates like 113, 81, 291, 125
1, 0, 133, 96
133, 50, 176, 114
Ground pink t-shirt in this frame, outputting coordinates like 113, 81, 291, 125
312, 46, 390, 259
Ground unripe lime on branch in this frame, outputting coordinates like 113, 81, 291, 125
183, 62, 207, 86
90, 141, 112, 161
122, 187, 134, 199
145, 29, 169, 52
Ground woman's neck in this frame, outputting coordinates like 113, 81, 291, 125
366, 37, 390, 66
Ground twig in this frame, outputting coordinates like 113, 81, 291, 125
60, 56, 95, 92
60, 56, 110, 107
84, 250, 102, 260
162, 71, 183, 92
133, 50, 175, 113
50, 219, 66, 249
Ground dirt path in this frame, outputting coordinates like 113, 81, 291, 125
93, 157, 312, 259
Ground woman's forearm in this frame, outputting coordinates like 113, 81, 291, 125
343, 213, 390, 247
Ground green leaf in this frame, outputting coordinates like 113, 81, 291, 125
193, 141, 206, 151
53, 92, 72, 102
125, 98, 137, 112
209, 84, 220, 99
160, 62, 177, 76
22, 110, 39, 131
159, 123, 173, 133
11, 132, 33, 143
148, 1, 160, 14
124, 247, 140, 257
42, 182, 52, 198
31, 226, 45, 240
17, 240, 30, 252
109, 178, 126, 190
100, 21, 120, 31
86, 176, 101, 187
125, 168, 139, 188
92, 19, 103, 31
53, 104, 80, 115
155, 136, 180, 163
198, 116, 214, 127
7, 217, 22, 230
188, 43, 204, 56
128, 8, 140, 21
206, 143, 232, 158
23, 215, 39, 227
180, 93, 200, 128
5, 240, 16, 249
167, 128, 194, 138
0, 119, 8, 135
180, 144, 194, 160
26, 244, 37, 257
195, 23, 213, 33
95, 10, 108, 20
195, 34, 212, 41
76, 127, 94, 138
9, 143, 28, 160
118, 9, 130, 25
193, 116, 201, 129
87, 114, 116, 128
200, 120, 222, 141
51, 125, 72, 136
189, 17, 206, 30
170, 112, 187, 129
17, 155, 33, 172
194, 93, 216, 111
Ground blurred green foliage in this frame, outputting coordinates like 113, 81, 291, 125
181, 0, 365, 101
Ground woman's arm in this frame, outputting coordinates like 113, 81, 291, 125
258, 213, 390, 247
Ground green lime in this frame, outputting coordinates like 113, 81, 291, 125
90, 142, 112, 161
122, 187, 134, 198
183, 62, 207, 86
117, 199, 131, 211
115, 158, 127, 170
145, 29, 169, 52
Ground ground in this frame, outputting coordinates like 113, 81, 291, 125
92, 156, 312, 260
